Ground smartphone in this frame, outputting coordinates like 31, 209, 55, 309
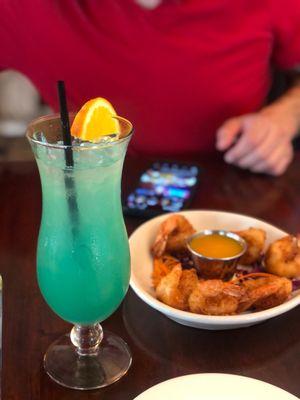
123, 161, 200, 217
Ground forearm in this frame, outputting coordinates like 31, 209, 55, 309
260, 71, 300, 138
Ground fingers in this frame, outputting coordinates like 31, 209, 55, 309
250, 143, 293, 176
223, 116, 269, 163
218, 113, 294, 175
273, 148, 293, 176
232, 130, 279, 169
216, 117, 243, 151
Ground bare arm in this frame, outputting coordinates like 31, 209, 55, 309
216, 69, 300, 176
261, 70, 300, 137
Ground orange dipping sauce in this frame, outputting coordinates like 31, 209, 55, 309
190, 233, 243, 259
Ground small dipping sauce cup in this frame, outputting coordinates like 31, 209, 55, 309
186, 230, 247, 281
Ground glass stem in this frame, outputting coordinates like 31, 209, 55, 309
70, 323, 103, 356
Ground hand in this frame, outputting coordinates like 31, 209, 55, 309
216, 112, 295, 176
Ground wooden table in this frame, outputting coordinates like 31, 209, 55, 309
1, 152, 300, 399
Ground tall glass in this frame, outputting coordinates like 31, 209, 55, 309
26, 114, 133, 390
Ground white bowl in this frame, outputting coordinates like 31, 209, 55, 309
129, 210, 300, 330
133, 373, 298, 399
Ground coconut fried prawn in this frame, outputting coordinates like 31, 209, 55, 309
235, 273, 292, 312
188, 280, 246, 315
151, 215, 196, 257
178, 269, 199, 300
235, 227, 266, 265
265, 235, 300, 278
152, 255, 180, 288
151, 217, 294, 315
156, 265, 198, 310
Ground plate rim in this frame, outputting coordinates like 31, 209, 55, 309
133, 372, 298, 399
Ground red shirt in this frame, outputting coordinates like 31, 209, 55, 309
1, 0, 300, 156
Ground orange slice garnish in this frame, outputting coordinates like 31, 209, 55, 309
71, 97, 120, 142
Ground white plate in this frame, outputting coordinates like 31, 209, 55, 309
129, 210, 300, 330
133, 373, 298, 399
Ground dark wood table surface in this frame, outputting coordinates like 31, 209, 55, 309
1, 152, 300, 399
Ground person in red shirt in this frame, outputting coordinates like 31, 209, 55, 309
1, 0, 300, 175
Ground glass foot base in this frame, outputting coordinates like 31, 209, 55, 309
44, 330, 132, 390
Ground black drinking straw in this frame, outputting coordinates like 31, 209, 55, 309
57, 81, 74, 166
57, 81, 79, 226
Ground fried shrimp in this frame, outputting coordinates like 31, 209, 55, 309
188, 280, 246, 315
179, 269, 199, 301
152, 214, 196, 257
156, 265, 198, 310
152, 255, 180, 288
264, 235, 300, 278
235, 227, 266, 265
235, 273, 292, 312
151, 215, 295, 315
